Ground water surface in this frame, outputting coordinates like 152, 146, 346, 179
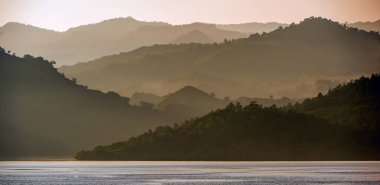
1, 161, 380, 184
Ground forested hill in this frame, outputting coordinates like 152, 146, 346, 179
0, 48, 173, 159
75, 74, 380, 161
60, 17, 380, 98
293, 74, 380, 130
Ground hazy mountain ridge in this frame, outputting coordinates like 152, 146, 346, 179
0, 18, 245, 66
171, 29, 214, 44
75, 74, 380, 161
1, 17, 378, 66
0, 48, 300, 159
130, 92, 163, 106
130, 86, 296, 114
217, 22, 289, 34
349, 19, 380, 32
60, 17, 380, 98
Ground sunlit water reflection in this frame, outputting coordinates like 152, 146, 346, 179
1, 161, 380, 184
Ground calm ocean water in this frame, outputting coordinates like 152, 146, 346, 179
0, 161, 379, 184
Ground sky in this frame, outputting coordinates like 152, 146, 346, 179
0, 0, 379, 32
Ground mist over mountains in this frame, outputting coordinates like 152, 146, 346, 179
60, 17, 380, 98
1, 17, 378, 67
349, 20, 380, 32
1, 17, 285, 66
76, 74, 380, 161
0, 49, 294, 159
1, 16, 380, 160
216, 22, 289, 34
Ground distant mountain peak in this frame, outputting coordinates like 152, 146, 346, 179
186, 22, 217, 29
161, 85, 214, 103
176, 85, 207, 94
348, 19, 380, 32
103, 16, 139, 23
125, 16, 137, 20
2, 22, 23, 27
171, 29, 214, 44
156, 85, 226, 115
258, 16, 374, 43
1, 22, 57, 33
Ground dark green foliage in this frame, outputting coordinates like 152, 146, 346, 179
291, 74, 380, 147
76, 74, 380, 160
0, 49, 173, 159
293, 74, 380, 128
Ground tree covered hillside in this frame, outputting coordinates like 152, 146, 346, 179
75, 74, 380, 161
0, 48, 174, 159
293, 74, 380, 130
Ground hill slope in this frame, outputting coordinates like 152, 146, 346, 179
293, 74, 380, 130
60, 17, 380, 98
0, 48, 174, 159
75, 74, 380, 160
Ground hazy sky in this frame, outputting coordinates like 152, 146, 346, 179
1, 0, 379, 31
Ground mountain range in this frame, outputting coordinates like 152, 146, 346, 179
1, 17, 289, 66
75, 73, 380, 160
1, 16, 380, 160
349, 20, 380, 32
130, 86, 296, 110
59, 17, 380, 99
0, 49, 295, 159
1, 17, 378, 67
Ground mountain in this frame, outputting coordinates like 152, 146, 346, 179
0, 22, 60, 58
171, 29, 214, 44
0, 17, 245, 66
75, 74, 380, 161
0, 17, 168, 66
217, 22, 289, 34
216, 19, 380, 34
128, 22, 245, 43
2, 17, 378, 67
60, 17, 380, 98
157, 86, 228, 119
0, 48, 179, 159
349, 19, 380, 32
129, 86, 298, 123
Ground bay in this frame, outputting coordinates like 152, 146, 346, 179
1, 161, 380, 184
